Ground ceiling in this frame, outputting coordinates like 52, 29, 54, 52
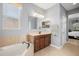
34, 3, 79, 11
61, 3, 79, 11
34, 3, 56, 10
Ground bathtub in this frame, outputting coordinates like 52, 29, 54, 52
0, 42, 34, 56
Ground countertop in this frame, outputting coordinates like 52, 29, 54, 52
28, 32, 51, 36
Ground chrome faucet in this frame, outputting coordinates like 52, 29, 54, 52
22, 41, 30, 48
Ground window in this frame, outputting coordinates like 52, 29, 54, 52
3, 3, 22, 30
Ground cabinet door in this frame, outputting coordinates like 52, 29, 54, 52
45, 34, 51, 47
39, 36, 45, 49
34, 36, 40, 52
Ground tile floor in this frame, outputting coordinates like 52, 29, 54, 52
34, 39, 79, 56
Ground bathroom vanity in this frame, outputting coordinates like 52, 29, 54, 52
27, 32, 51, 52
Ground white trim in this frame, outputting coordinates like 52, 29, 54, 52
50, 44, 63, 49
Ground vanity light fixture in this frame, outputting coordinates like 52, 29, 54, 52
33, 12, 44, 18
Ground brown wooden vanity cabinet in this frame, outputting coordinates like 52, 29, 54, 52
34, 37, 40, 52
34, 34, 51, 52
45, 34, 51, 47
39, 36, 45, 49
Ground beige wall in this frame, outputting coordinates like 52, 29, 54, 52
0, 35, 27, 47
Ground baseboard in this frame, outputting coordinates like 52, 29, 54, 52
50, 44, 63, 49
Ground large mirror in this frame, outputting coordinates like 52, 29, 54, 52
28, 16, 38, 31
28, 12, 44, 32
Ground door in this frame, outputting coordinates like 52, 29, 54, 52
39, 35, 45, 49
45, 34, 51, 47
34, 36, 40, 52
61, 15, 67, 45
